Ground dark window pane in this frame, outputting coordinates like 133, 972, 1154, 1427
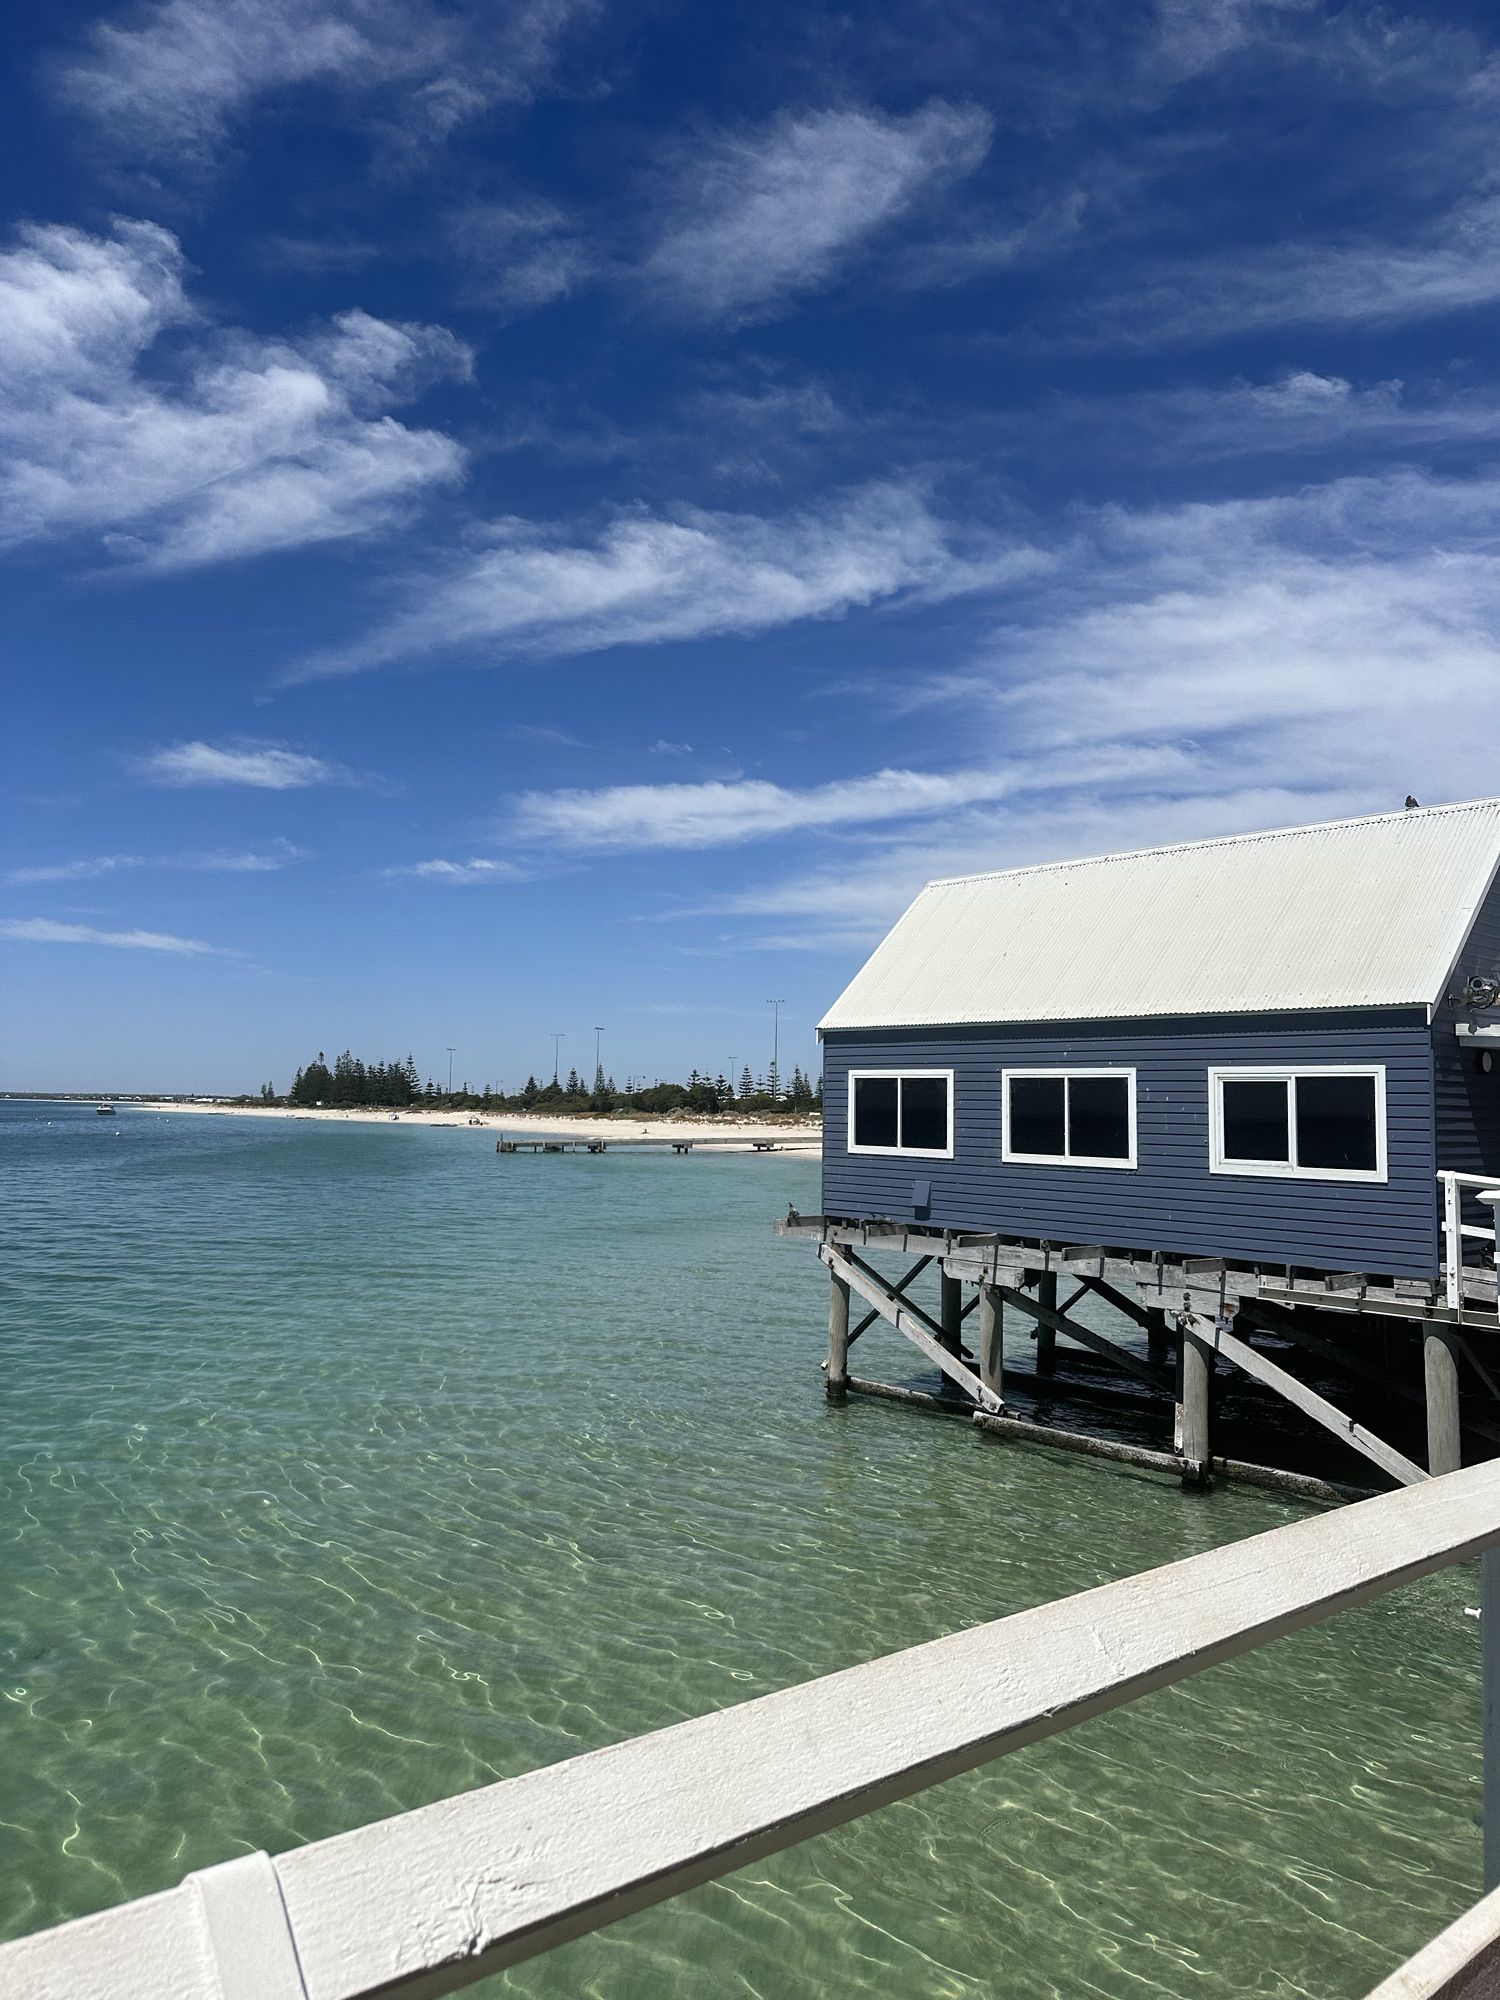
1296, 1074, 1377, 1171
901, 1076, 948, 1152
1221, 1080, 1289, 1162
1010, 1076, 1065, 1156
853, 1075, 898, 1148
1068, 1075, 1130, 1159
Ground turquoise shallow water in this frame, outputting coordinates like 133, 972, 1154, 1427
0, 1100, 1486, 1996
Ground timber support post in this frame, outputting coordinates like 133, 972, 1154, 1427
979, 1285, 1004, 1406
827, 1271, 850, 1402
1036, 1269, 1057, 1376
1178, 1315, 1212, 1489
1147, 1307, 1169, 1366
940, 1270, 963, 1359
1425, 1329, 1462, 1476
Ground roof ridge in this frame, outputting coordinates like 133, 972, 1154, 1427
922, 796, 1500, 891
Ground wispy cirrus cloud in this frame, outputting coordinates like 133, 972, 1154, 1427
0, 221, 467, 567
641, 101, 993, 325
142, 741, 342, 788
5, 854, 144, 885
6, 841, 305, 882
0, 917, 219, 954
496, 465, 1500, 950
300, 482, 1036, 677
57, 0, 597, 164
389, 857, 526, 883
508, 767, 1023, 851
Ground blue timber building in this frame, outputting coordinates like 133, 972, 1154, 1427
818, 799, 1500, 1284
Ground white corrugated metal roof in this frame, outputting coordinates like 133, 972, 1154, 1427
819, 799, 1500, 1032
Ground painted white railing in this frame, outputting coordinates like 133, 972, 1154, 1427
7, 1463, 1500, 2000
1439, 1171, 1500, 1310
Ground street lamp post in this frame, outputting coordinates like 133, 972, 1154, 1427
551, 1032, 564, 1085
594, 1026, 605, 1093
446, 1047, 456, 1096
766, 1000, 785, 1100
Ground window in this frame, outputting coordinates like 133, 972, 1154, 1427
1208, 1067, 1386, 1180
1002, 1069, 1136, 1169
848, 1071, 953, 1156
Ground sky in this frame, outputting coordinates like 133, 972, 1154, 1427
4, 0, 1500, 1095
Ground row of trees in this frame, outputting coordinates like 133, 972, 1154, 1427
253, 1054, 821, 1115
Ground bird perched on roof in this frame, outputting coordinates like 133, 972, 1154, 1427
1405, 795, 1420, 809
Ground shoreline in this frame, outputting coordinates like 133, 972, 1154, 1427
136, 1100, 823, 1152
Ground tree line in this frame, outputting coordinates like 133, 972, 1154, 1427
251, 1052, 821, 1115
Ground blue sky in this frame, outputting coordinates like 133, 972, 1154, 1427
4, 0, 1500, 1094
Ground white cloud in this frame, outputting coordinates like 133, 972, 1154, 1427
6, 841, 304, 881
447, 199, 590, 315
578, 466, 1500, 948
305, 482, 1034, 676
1091, 193, 1500, 345
144, 741, 340, 788
58, 0, 595, 162
0, 917, 218, 954
0, 220, 467, 566
643, 101, 993, 324
391, 857, 526, 883
508, 767, 1025, 851
6, 854, 144, 884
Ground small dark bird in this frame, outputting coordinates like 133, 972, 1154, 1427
1405, 795, 1420, 809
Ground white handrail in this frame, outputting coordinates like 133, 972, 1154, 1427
7, 1462, 1500, 2000
1437, 1170, 1500, 1309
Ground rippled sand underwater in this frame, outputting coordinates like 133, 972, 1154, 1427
0, 1101, 1483, 1997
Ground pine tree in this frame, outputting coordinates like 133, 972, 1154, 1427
740, 1065, 754, 1099
565, 1066, 581, 1094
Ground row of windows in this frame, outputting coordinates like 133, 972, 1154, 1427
847, 1066, 1388, 1182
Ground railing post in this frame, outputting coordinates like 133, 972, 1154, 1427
827, 1271, 850, 1402
1444, 1172, 1464, 1311
1486, 1546, 1500, 1895
979, 1285, 1004, 1404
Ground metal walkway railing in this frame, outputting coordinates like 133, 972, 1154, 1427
7, 1463, 1500, 1999
1439, 1170, 1500, 1310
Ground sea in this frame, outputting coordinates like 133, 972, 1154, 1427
0, 1098, 1485, 1996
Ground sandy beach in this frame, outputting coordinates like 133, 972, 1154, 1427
139, 1100, 823, 1153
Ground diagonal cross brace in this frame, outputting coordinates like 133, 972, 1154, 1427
1201, 1320, 1428, 1488
998, 1287, 1172, 1397
822, 1244, 1001, 1413
848, 1254, 932, 1350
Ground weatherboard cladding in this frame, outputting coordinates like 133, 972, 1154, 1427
822, 1015, 1438, 1278
1435, 864, 1500, 1175
818, 799, 1500, 1033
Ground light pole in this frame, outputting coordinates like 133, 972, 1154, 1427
728, 1056, 738, 1100
766, 1000, 785, 1100
446, 1047, 456, 1096
551, 1032, 564, 1085
594, 1026, 605, 1092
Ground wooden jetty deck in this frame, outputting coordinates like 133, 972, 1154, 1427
9, 1465, 1500, 1998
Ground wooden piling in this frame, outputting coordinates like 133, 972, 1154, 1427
1146, 1307, 1169, 1366
940, 1270, 963, 1358
979, 1286, 1003, 1404
1425, 1330, 1462, 1476
827, 1272, 850, 1402
1179, 1324, 1212, 1489
1035, 1269, 1057, 1376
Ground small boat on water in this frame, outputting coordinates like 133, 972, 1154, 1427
95, 1103, 115, 1115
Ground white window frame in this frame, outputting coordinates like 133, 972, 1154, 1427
846, 1068, 954, 1159
1001, 1067, 1138, 1171
1207, 1065, 1388, 1183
